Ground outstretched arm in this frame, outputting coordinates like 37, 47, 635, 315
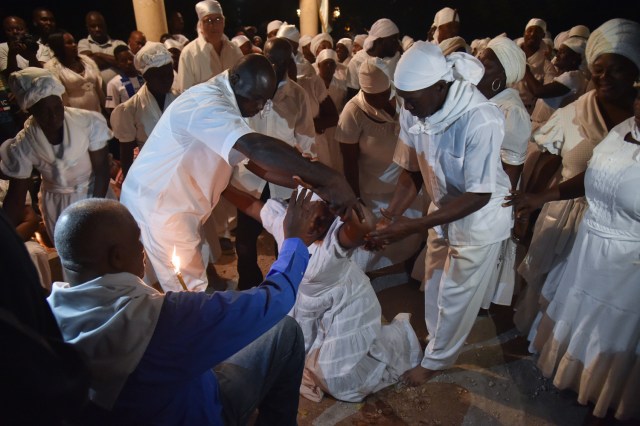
222, 185, 264, 223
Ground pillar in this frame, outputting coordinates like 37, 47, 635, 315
132, 0, 168, 42
299, 0, 318, 37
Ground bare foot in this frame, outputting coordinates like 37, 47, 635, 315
400, 365, 437, 387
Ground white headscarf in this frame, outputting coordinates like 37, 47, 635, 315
487, 36, 526, 85
277, 24, 300, 43
433, 7, 459, 27
568, 25, 590, 40
163, 38, 183, 52
310, 33, 333, 57
585, 18, 640, 72
9, 67, 65, 111
337, 38, 352, 52
134, 42, 172, 75
554, 31, 569, 51
195, 0, 223, 20
298, 35, 312, 53
267, 20, 283, 34
439, 36, 470, 56
316, 48, 338, 64
470, 37, 490, 54
359, 59, 390, 94
395, 41, 484, 91
354, 34, 367, 49
402, 35, 415, 51
563, 37, 586, 56
231, 35, 250, 48
526, 18, 547, 33
363, 18, 399, 51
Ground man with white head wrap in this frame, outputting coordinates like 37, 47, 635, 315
346, 18, 401, 99
367, 42, 512, 385
431, 7, 460, 44
177, 0, 243, 92
337, 59, 426, 272
438, 36, 469, 56
111, 42, 177, 178
515, 18, 558, 113
266, 19, 283, 39
0, 67, 113, 241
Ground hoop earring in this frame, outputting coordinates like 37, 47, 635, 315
491, 79, 502, 92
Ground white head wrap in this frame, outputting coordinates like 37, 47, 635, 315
231, 35, 250, 48
359, 59, 390, 94
310, 33, 333, 57
9, 67, 65, 111
470, 37, 490, 54
586, 18, 640, 72
562, 37, 586, 56
525, 18, 547, 33
298, 35, 312, 52
316, 48, 338, 64
267, 20, 283, 34
354, 34, 367, 48
554, 31, 569, 51
163, 38, 183, 51
439, 36, 470, 56
487, 36, 526, 85
277, 24, 300, 43
394, 41, 484, 91
195, 0, 223, 20
337, 38, 352, 52
569, 25, 590, 40
433, 7, 459, 27
401, 35, 415, 51
363, 18, 399, 51
134, 42, 172, 75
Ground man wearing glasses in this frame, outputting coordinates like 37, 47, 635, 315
176, 0, 243, 92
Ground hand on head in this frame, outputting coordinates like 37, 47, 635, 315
283, 188, 333, 245
293, 175, 365, 224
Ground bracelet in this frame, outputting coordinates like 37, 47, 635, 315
379, 207, 396, 221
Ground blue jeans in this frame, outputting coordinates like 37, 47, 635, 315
214, 316, 304, 425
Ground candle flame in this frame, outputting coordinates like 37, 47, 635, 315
172, 246, 180, 273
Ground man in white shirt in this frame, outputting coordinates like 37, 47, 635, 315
121, 54, 360, 293
0, 16, 52, 75
368, 42, 512, 386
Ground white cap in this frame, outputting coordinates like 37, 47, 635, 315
195, 0, 223, 20
276, 24, 300, 43
267, 20, 283, 34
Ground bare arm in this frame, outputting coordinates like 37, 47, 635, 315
337, 203, 376, 249
339, 143, 360, 197
524, 67, 570, 99
502, 162, 523, 191
88, 147, 110, 197
119, 142, 136, 178
382, 168, 424, 218
222, 185, 264, 223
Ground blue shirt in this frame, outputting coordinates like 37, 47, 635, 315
111, 238, 309, 425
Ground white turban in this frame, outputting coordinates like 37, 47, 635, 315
337, 38, 352, 52
267, 20, 283, 34
231, 35, 250, 48
586, 18, 640, 72
401, 35, 414, 51
354, 34, 367, 48
195, 0, 223, 20
363, 18, 399, 51
134, 42, 172, 75
439, 36, 470, 56
569, 25, 590, 40
9, 67, 65, 111
394, 41, 484, 91
310, 33, 333, 57
433, 7, 459, 27
316, 48, 338, 64
470, 37, 490, 54
554, 31, 569, 51
487, 36, 526, 85
163, 38, 183, 51
277, 24, 300, 43
525, 18, 547, 33
562, 37, 586, 56
359, 59, 390, 94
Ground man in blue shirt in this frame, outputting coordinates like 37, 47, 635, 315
47, 192, 321, 425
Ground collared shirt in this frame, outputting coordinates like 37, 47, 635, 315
105, 73, 144, 108
393, 87, 511, 245
77, 35, 126, 55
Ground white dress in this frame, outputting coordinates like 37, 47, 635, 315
260, 199, 423, 403
533, 118, 640, 420
45, 55, 103, 113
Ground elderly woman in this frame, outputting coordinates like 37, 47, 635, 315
337, 59, 426, 272
506, 85, 640, 422
44, 31, 104, 113
515, 19, 640, 335
111, 42, 177, 178
0, 67, 112, 241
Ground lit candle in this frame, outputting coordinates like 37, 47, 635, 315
171, 246, 189, 291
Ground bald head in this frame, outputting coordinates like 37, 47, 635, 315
264, 38, 292, 82
229, 54, 277, 117
55, 199, 145, 283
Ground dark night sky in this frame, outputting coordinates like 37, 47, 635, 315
2, 0, 639, 44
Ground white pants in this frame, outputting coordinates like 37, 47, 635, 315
421, 237, 503, 370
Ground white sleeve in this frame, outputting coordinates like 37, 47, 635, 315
111, 101, 137, 143
0, 129, 35, 179
500, 104, 532, 166
392, 109, 421, 172
335, 103, 362, 145
260, 199, 287, 247
105, 77, 119, 109
463, 107, 505, 193
86, 111, 113, 151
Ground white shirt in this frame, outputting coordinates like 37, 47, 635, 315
177, 35, 243, 92
393, 88, 511, 245
491, 88, 532, 166
0, 41, 52, 71
121, 71, 254, 225
77, 35, 127, 84
105, 73, 144, 109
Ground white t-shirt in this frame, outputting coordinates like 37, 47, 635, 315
105, 73, 144, 109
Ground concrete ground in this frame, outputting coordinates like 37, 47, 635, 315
212, 231, 637, 426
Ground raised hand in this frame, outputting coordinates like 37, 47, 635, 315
283, 188, 324, 246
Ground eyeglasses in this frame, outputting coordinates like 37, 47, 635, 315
203, 16, 224, 25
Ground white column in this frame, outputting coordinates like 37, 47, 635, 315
131, 0, 168, 42
299, 0, 318, 36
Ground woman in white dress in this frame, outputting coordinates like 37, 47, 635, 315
337, 59, 426, 272
222, 185, 422, 403
505, 88, 640, 421
514, 19, 640, 334
44, 31, 104, 113
0, 68, 112, 241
